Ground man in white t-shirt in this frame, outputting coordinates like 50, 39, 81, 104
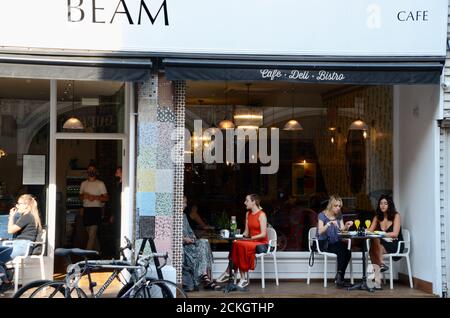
79, 165, 109, 251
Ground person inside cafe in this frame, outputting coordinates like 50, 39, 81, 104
183, 196, 214, 231
216, 194, 268, 288
0, 194, 42, 290
79, 164, 108, 252
182, 196, 219, 292
317, 195, 354, 288
367, 194, 404, 290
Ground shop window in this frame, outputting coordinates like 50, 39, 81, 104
56, 80, 125, 133
185, 82, 393, 252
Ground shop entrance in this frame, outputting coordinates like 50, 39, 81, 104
55, 139, 123, 257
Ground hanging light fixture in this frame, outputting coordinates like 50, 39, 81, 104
63, 80, 84, 130
283, 87, 303, 131
348, 97, 368, 131
219, 81, 235, 130
234, 83, 263, 130
270, 106, 277, 130
0, 148, 6, 158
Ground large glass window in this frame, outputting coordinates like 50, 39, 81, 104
57, 80, 125, 133
185, 81, 393, 251
0, 78, 50, 231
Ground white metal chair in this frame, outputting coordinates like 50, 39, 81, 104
366, 229, 413, 289
2, 228, 47, 293
307, 227, 353, 287
253, 226, 279, 288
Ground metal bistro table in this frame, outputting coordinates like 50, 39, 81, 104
220, 235, 248, 293
338, 231, 385, 293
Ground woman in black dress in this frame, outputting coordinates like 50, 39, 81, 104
368, 194, 404, 289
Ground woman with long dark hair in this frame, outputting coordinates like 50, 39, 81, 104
368, 194, 404, 289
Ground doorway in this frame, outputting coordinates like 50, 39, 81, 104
55, 139, 123, 257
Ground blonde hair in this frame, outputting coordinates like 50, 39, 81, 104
19, 194, 42, 231
325, 195, 343, 216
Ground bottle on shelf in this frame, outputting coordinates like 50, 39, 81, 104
230, 216, 237, 236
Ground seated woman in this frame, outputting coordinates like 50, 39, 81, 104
184, 197, 214, 230
317, 195, 353, 288
368, 194, 404, 290
217, 194, 268, 288
0, 194, 42, 289
182, 196, 219, 291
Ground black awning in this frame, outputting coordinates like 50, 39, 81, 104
164, 58, 444, 84
0, 54, 152, 81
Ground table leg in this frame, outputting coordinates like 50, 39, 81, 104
223, 241, 237, 293
348, 238, 374, 292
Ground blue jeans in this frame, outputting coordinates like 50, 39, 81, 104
0, 240, 32, 283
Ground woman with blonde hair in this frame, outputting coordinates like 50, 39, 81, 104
0, 194, 42, 288
317, 195, 353, 288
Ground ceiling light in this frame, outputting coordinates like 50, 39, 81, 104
63, 80, 84, 130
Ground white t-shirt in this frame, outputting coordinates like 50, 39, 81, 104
80, 179, 107, 208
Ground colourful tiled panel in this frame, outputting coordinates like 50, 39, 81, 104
155, 216, 172, 239
138, 216, 155, 239
154, 238, 172, 255
137, 169, 155, 192
139, 122, 159, 147
155, 192, 173, 216
157, 106, 176, 123
136, 192, 156, 216
137, 146, 157, 169
155, 169, 173, 193
156, 145, 173, 169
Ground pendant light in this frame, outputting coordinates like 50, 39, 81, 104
63, 81, 84, 130
234, 83, 262, 130
0, 148, 6, 158
283, 87, 303, 131
270, 106, 277, 130
348, 97, 368, 131
218, 81, 235, 129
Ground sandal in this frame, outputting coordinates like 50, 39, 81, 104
215, 271, 230, 283
380, 264, 389, 273
201, 274, 221, 290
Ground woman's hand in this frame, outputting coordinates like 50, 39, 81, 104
9, 206, 18, 216
345, 221, 353, 229
183, 237, 195, 245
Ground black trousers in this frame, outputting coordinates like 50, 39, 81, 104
319, 240, 351, 274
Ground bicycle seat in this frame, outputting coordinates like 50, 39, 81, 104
55, 248, 99, 258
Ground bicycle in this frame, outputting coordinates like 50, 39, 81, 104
14, 237, 187, 298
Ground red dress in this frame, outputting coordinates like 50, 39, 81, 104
231, 210, 268, 272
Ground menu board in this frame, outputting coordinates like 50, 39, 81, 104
22, 155, 46, 185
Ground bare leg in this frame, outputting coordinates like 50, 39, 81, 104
369, 238, 383, 265
86, 225, 98, 251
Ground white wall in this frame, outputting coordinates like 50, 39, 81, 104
394, 85, 441, 294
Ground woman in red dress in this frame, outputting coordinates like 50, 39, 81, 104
217, 194, 268, 288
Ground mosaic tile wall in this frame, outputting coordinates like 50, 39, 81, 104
318, 86, 393, 210
136, 74, 176, 265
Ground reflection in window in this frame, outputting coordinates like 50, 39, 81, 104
185, 82, 393, 251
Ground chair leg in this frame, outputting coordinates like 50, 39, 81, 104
389, 256, 393, 290
349, 255, 354, 284
307, 260, 311, 285
406, 256, 413, 288
14, 261, 20, 294
323, 255, 327, 288
273, 255, 279, 286
260, 255, 265, 289
39, 257, 45, 280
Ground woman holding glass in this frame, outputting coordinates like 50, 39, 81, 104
0, 194, 42, 290
317, 195, 353, 288
367, 194, 403, 289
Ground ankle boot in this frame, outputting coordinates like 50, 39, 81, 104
335, 271, 345, 288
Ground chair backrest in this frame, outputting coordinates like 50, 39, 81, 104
267, 227, 277, 254
30, 228, 47, 256
401, 228, 410, 254
308, 227, 317, 253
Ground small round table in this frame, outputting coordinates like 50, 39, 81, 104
339, 232, 384, 293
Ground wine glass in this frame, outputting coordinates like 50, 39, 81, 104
365, 219, 371, 230
354, 219, 360, 230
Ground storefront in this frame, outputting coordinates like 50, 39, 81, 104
0, 0, 448, 295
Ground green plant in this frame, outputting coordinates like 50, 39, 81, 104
212, 210, 229, 230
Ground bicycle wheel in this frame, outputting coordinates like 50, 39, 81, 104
29, 281, 87, 298
134, 280, 187, 298
13, 280, 55, 298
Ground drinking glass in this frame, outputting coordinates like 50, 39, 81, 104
354, 219, 360, 230
365, 219, 371, 229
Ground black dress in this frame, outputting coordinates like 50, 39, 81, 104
377, 222, 404, 259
